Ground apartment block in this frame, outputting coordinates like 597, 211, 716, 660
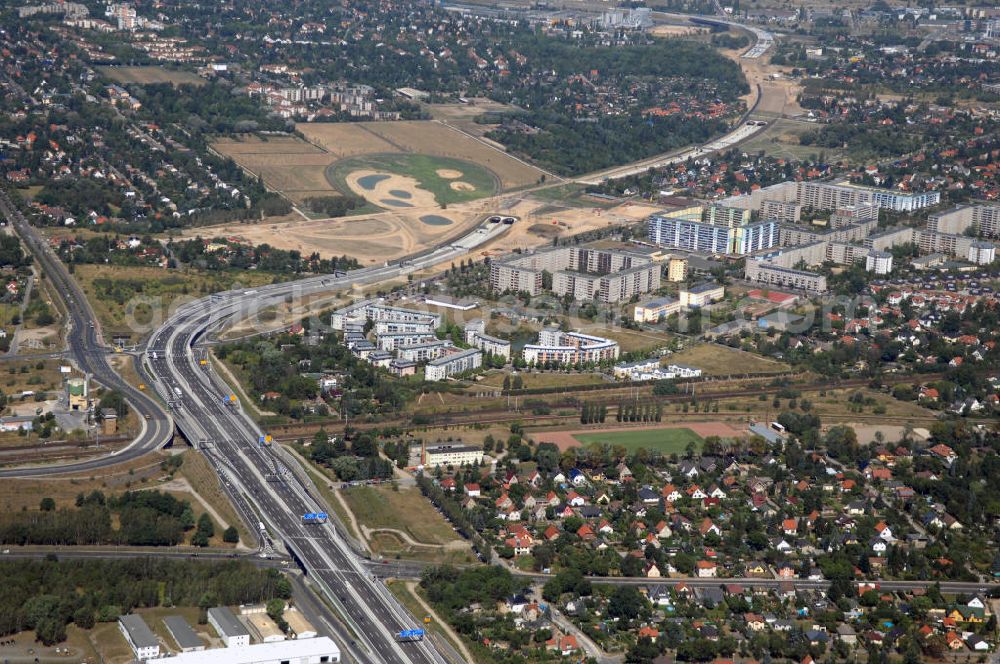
864, 226, 916, 251
744, 260, 828, 293
633, 296, 682, 323
761, 199, 802, 223
523, 329, 619, 366
679, 282, 725, 308
866, 250, 893, 274
424, 348, 483, 381
490, 246, 659, 303
725, 180, 939, 214
396, 340, 454, 362
927, 203, 1000, 237
666, 257, 688, 282
376, 332, 437, 351
779, 218, 877, 247
331, 299, 441, 331
648, 209, 777, 255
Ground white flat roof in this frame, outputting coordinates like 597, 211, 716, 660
148, 636, 340, 664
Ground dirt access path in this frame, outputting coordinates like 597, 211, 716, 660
404, 580, 477, 664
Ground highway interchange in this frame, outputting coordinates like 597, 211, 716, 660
0, 13, 991, 663
0, 189, 173, 479
139, 220, 510, 664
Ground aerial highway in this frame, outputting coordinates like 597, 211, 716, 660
142, 218, 510, 664
0, 189, 173, 479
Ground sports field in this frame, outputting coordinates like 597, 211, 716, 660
571, 427, 704, 454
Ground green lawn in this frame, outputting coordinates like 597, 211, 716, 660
326, 153, 498, 208
340, 485, 463, 546
572, 427, 703, 454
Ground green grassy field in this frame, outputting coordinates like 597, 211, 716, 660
572, 427, 703, 454
340, 485, 463, 546
326, 153, 498, 208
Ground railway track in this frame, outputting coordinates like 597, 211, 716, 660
262, 372, 943, 440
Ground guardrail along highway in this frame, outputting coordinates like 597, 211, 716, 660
144, 219, 509, 664
0, 189, 173, 479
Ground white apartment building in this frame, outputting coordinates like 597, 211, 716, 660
424, 348, 483, 381
423, 443, 484, 467
523, 329, 619, 366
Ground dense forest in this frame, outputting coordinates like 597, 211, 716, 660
487, 38, 747, 175
0, 490, 218, 547
0, 557, 290, 644
170, 237, 360, 274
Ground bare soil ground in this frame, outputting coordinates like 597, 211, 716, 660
99, 65, 205, 86
649, 24, 709, 38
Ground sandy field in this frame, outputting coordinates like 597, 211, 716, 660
213, 135, 327, 155
437, 169, 463, 179
297, 123, 398, 158
345, 170, 439, 209
181, 201, 484, 267
649, 24, 709, 38
99, 65, 205, 86
179, 189, 652, 273
451, 182, 474, 191
538, 422, 748, 451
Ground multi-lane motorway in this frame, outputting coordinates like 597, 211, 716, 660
141, 219, 509, 664
0, 189, 173, 479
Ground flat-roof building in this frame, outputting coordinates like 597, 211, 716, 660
648, 206, 778, 256
489, 246, 660, 303
633, 296, 682, 323
283, 607, 317, 640
680, 282, 725, 308
424, 347, 483, 381
744, 260, 828, 293
208, 607, 251, 648
163, 616, 204, 652
523, 329, 619, 366
423, 443, 484, 467
147, 636, 341, 664
119, 614, 161, 661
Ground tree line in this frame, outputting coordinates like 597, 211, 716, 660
0, 490, 226, 547
0, 557, 291, 645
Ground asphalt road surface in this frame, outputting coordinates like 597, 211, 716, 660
142, 220, 510, 664
0, 189, 173, 479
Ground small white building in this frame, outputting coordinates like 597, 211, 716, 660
208, 607, 251, 648
119, 614, 161, 661
866, 250, 893, 275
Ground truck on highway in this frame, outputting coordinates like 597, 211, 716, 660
396, 629, 425, 643
301, 512, 328, 525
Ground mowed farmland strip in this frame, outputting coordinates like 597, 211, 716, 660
361, 121, 544, 189
213, 135, 327, 155
296, 123, 398, 158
